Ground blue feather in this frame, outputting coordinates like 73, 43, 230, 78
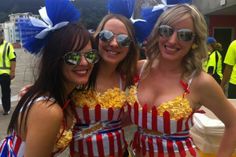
16, 18, 46, 54
46, 0, 80, 25
133, 7, 164, 43
16, 0, 80, 55
133, 20, 151, 43
107, 0, 135, 18
167, 0, 192, 5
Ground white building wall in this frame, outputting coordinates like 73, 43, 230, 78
193, 0, 236, 15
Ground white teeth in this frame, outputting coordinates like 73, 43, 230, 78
108, 50, 118, 55
165, 45, 177, 52
76, 70, 87, 74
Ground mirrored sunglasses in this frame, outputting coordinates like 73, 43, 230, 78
63, 49, 99, 65
158, 25, 195, 42
99, 30, 131, 47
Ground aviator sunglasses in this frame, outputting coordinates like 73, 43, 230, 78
158, 25, 195, 42
63, 49, 99, 65
99, 30, 131, 47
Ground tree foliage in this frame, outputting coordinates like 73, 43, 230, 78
0, 0, 107, 30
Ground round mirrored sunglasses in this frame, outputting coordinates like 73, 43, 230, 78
99, 30, 131, 47
63, 49, 100, 65
158, 25, 195, 42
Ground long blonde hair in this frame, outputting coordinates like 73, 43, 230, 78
146, 4, 208, 78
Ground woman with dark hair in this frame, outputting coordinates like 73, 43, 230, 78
70, 14, 139, 157
0, 0, 99, 156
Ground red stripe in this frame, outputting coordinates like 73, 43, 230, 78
152, 106, 157, 130
95, 104, 101, 121
167, 140, 175, 157
13, 136, 21, 154
69, 139, 74, 157
148, 137, 154, 157
108, 107, 114, 121
141, 135, 146, 156
134, 102, 139, 125
78, 139, 84, 156
107, 132, 114, 156
176, 141, 186, 157
115, 131, 122, 156
128, 103, 131, 117
118, 107, 124, 119
132, 131, 140, 150
163, 111, 171, 134
177, 118, 183, 132
186, 138, 196, 156
96, 134, 104, 157
156, 138, 164, 157
83, 105, 90, 123
86, 136, 94, 157
142, 104, 148, 129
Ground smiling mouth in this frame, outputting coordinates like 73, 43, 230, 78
164, 45, 180, 52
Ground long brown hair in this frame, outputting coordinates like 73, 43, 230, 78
90, 14, 139, 88
8, 23, 91, 134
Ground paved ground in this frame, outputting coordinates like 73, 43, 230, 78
0, 48, 136, 157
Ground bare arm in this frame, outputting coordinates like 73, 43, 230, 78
24, 101, 63, 157
10, 61, 16, 80
194, 73, 236, 156
220, 64, 233, 92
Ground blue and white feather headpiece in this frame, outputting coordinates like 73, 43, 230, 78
16, 0, 80, 54
107, 0, 192, 43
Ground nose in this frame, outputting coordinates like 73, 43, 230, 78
168, 31, 178, 44
109, 37, 119, 47
79, 55, 89, 65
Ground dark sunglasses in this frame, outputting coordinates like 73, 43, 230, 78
99, 30, 131, 47
158, 25, 195, 42
63, 49, 99, 65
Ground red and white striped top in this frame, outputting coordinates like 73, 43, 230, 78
71, 89, 127, 157
0, 97, 73, 157
127, 80, 198, 156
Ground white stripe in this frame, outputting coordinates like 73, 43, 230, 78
138, 109, 142, 127
102, 133, 110, 156
170, 119, 177, 134
101, 109, 108, 121
112, 132, 118, 153
162, 139, 168, 153
157, 116, 164, 133
92, 135, 98, 156
147, 112, 152, 129
89, 109, 95, 123
152, 137, 158, 152
17, 142, 25, 157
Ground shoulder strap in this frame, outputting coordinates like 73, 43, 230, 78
139, 60, 147, 78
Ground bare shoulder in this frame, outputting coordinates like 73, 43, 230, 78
137, 59, 147, 73
27, 100, 64, 128
191, 71, 228, 109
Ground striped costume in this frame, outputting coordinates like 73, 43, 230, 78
126, 68, 198, 156
71, 86, 127, 157
0, 97, 73, 157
